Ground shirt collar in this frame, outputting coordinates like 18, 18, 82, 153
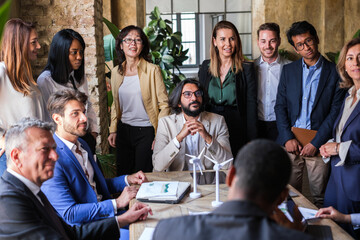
302, 54, 323, 70
259, 55, 280, 65
7, 168, 41, 195
181, 112, 202, 124
348, 85, 360, 98
55, 132, 78, 151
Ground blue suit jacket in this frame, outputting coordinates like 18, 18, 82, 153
275, 57, 345, 148
329, 92, 360, 201
41, 134, 127, 225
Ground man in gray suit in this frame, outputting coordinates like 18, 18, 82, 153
0, 118, 152, 239
153, 139, 315, 240
152, 79, 232, 172
254, 22, 291, 141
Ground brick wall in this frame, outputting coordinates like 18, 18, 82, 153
20, 0, 109, 153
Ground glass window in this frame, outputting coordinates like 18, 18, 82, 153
226, 0, 251, 12
173, 0, 198, 13
199, 0, 225, 12
146, 0, 171, 14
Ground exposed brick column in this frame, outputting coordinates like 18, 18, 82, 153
20, 0, 109, 153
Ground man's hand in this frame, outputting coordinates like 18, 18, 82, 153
116, 202, 153, 227
176, 123, 191, 143
108, 133, 116, 147
186, 120, 212, 144
285, 139, 302, 155
271, 205, 304, 231
315, 206, 351, 223
300, 143, 318, 157
127, 171, 147, 185
319, 142, 338, 158
115, 186, 138, 209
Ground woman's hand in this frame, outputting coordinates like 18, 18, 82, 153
319, 142, 339, 158
316, 206, 351, 223
108, 133, 117, 148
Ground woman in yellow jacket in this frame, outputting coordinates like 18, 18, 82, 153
108, 25, 170, 175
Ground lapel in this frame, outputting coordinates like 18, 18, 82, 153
312, 57, 330, 109
333, 93, 347, 136
2, 171, 61, 227
343, 96, 360, 133
175, 113, 186, 156
292, 59, 303, 108
53, 134, 90, 185
198, 112, 210, 151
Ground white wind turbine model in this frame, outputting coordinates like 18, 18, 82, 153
185, 147, 205, 199
204, 155, 233, 207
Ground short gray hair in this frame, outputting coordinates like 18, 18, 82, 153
5, 118, 55, 164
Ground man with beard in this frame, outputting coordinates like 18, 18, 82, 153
41, 89, 149, 240
152, 79, 232, 172
254, 23, 291, 141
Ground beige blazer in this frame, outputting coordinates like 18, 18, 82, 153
152, 111, 233, 172
109, 58, 170, 133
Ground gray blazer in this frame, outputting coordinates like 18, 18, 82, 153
152, 111, 232, 171
153, 200, 315, 240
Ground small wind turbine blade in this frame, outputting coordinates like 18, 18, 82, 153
196, 163, 203, 175
198, 147, 206, 158
185, 154, 196, 158
219, 158, 233, 168
204, 155, 217, 165
209, 152, 217, 162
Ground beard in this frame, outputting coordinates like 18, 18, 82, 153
63, 121, 87, 137
181, 101, 204, 117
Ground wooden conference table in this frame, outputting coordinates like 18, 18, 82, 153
129, 171, 353, 240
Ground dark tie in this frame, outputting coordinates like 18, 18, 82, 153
37, 190, 69, 239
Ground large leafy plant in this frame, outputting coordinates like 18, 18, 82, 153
0, 0, 12, 39
143, 6, 188, 92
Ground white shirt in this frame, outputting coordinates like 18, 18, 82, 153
255, 55, 291, 121
118, 75, 152, 127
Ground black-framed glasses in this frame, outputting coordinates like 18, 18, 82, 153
122, 38, 143, 44
295, 38, 315, 51
182, 90, 203, 99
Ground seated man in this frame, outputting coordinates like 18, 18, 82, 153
0, 118, 151, 239
152, 139, 315, 240
153, 79, 232, 171
41, 89, 146, 233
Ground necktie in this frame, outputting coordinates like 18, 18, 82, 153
37, 190, 69, 239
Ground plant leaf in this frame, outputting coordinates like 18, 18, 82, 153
103, 17, 121, 39
103, 34, 116, 61
0, 0, 12, 39
353, 29, 360, 39
154, 6, 160, 19
159, 19, 166, 29
162, 55, 174, 63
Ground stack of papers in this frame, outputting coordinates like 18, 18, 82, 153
137, 181, 179, 199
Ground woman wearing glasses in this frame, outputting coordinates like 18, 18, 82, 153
198, 21, 257, 156
0, 19, 44, 175
108, 25, 170, 175
37, 29, 99, 154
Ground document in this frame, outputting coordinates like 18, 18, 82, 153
139, 227, 155, 240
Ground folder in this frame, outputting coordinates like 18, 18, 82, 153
291, 127, 320, 156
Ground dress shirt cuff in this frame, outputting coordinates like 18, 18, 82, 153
172, 137, 180, 149
124, 175, 130, 186
112, 199, 118, 214
351, 214, 360, 226
335, 140, 352, 167
114, 216, 121, 232
322, 139, 334, 164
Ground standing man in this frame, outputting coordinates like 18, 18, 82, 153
41, 89, 147, 239
275, 21, 345, 207
255, 22, 291, 141
0, 118, 151, 239
152, 79, 232, 172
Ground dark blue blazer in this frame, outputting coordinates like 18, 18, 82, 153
275, 57, 345, 148
41, 134, 127, 225
0, 171, 119, 239
329, 92, 360, 201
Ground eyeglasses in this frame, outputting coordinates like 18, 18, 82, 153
295, 38, 315, 51
182, 90, 203, 99
122, 38, 143, 45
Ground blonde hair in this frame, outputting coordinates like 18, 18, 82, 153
0, 18, 36, 95
209, 21, 244, 78
337, 37, 360, 89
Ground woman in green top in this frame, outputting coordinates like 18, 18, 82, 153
199, 21, 257, 156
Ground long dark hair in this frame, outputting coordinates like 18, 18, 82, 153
115, 25, 151, 75
44, 29, 85, 85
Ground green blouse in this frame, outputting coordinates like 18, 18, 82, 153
208, 69, 237, 107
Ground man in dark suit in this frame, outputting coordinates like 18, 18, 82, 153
0, 118, 152, 239
275, 21, 345, 207
41, 89, 148, 239
153, 139, 314, 240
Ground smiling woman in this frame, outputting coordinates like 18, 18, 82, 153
0, 18, 47, 176
37, 29, 99, 154
108, 25, 170, 175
